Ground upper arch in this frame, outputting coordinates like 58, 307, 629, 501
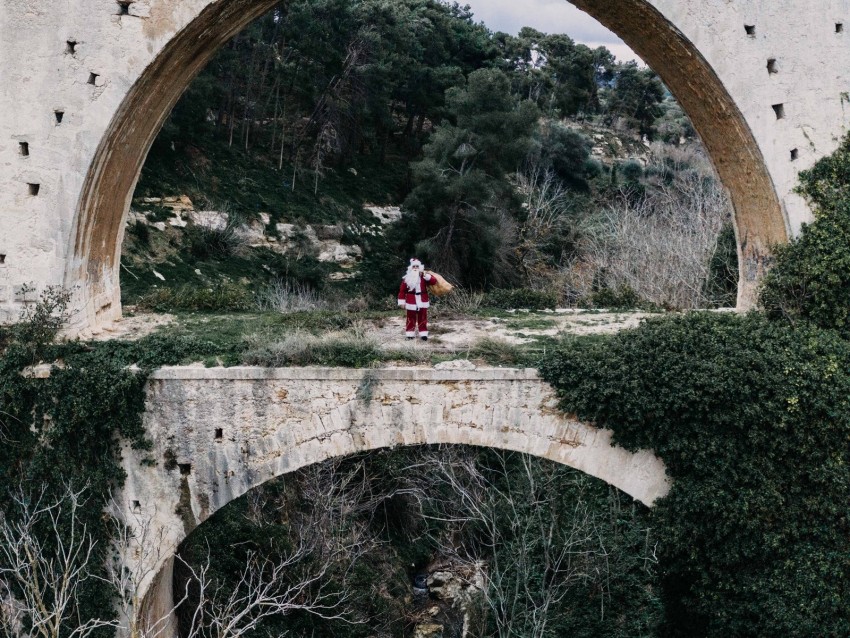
68, 0, 789, 329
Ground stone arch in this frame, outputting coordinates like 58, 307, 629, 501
121, 366, 668, 634
67, 0, 790, 330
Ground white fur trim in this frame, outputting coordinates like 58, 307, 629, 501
405, 303, 419, 310
419, 331, 429, 337
406, 331, 416, 337
409, 258, 423, 268
398, 300, 405, 306
419, 301, 430, 308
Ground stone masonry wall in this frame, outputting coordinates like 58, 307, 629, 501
117, 366, 669, 634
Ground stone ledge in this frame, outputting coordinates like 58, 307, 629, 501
148, 366, 541, 381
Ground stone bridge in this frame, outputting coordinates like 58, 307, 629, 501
120, 366, 669, 633
2, 1, 850, 331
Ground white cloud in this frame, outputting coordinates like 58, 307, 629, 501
456, 0, 644, 64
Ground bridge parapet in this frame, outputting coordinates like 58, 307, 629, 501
119, 365, 669, 632
132, 366, 669, 513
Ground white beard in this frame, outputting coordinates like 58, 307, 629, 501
403, 270, 421, 291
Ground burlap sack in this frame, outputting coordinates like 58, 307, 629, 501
425, 271, 454, 297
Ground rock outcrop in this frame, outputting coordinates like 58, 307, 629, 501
128, 197, 390, 276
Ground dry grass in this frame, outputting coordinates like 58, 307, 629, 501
256, 280, 332, 313
566, 144, 733, 310
241, 323, 430, 367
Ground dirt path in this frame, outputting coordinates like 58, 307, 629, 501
91, 309, 654, 351
371, 311, 655, 351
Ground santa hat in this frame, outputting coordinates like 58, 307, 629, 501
409, 258, 423, 268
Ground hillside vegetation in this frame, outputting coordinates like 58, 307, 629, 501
126, 0, 736, 312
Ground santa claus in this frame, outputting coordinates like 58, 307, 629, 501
397, 258, 434, 340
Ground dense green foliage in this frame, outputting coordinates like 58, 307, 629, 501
604, 63, 665, 136
761, 135, 850, 335
493, 28, 608, 117
401, 68, 540, 286
135, 0, 675, 297
540, 313, 850, 636
0, 293, 146, 632
542, 143, 850, 629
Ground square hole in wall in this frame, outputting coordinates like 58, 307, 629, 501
54, 111, 64, 124
837, 23, 845, 33
28, 183, 40, 196
745, 24, 756, 36
19, 142, 29, 156
767, 58, 778, 74
178, 463, 192, 476
772, 103, 785, 119
0, 255, 6, 265
87, 72, 98, 85
791, 148, 799, 161
214, 428, 223, 440
131, 500, 141, 512
66, 40, 77, 55
117, 1, 132, 15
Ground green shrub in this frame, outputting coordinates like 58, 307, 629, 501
483, 288, 558, 310
620, 160, 644, 182
136, 282, 254, 312
760, 135, 850, 334
540, 313, 850, 636
9, 285, 71, 362
587, 284, 642, 309
468, 337, 525, 366
143, 206, 173, 222
185, 218, 244, 260
127, 220, 151, 246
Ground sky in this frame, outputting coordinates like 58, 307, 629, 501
457, 0, 643, 64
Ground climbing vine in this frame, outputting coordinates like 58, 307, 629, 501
541, 314, 850, 635
541, 134, 850, 636
0, 290, 223, 632
761, 134, 850, 335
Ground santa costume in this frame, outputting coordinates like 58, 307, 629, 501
398, 258, 433, 340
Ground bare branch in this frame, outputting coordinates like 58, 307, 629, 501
0, 483, 117, 638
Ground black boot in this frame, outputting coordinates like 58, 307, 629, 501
421, 336, 428, 341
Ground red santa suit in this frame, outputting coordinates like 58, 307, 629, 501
398, 271, 433, 338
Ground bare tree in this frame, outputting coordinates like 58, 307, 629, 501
569, 144, 734, 309
105, 506, 184, 638
0, 484, 116, 638
514, 165, 576, 287
169, 460, 386, 638
108, 493, 362, 638
178, 546, 350, 638
399, 447, 657, 638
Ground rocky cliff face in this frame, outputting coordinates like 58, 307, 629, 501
127, 197, 405, 283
